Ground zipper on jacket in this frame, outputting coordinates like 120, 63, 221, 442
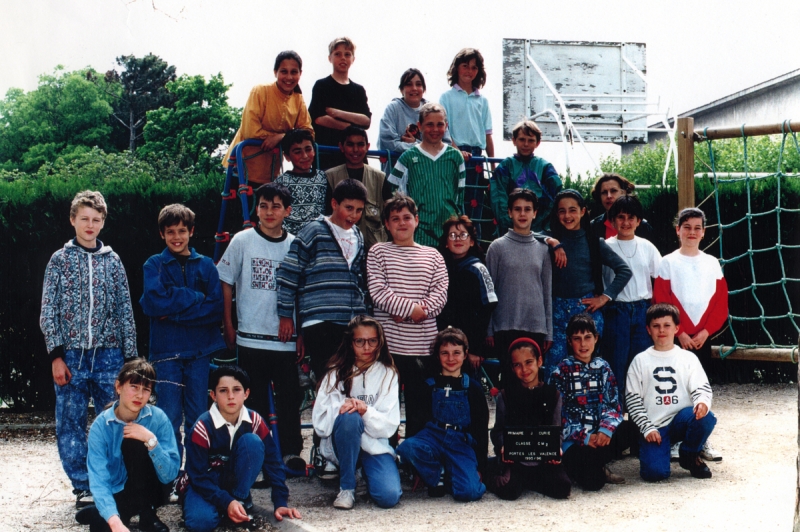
87, 252, 94, 348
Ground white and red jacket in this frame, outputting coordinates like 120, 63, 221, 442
653, 250, 728, 337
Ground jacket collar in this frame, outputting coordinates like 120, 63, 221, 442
104, 401, 154, 425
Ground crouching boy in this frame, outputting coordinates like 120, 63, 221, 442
183, 366, 301, 532
626, 303, 717, 481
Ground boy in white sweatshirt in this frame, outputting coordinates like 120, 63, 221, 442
626, 303, 717, 481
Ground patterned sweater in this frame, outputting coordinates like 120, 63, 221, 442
551, 356, 623, 451
274, 169, 331, 236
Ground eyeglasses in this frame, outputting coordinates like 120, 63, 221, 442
448, 232, 470, 241
352, 337, 379, 348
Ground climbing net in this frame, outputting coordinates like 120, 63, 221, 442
701, 123, 800, 356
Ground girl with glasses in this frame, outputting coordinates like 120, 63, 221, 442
311, 316, 402, 510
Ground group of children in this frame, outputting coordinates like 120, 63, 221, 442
38, 35, 730, 531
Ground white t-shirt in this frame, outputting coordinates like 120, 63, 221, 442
325, 217, 360, 268
603, 236, 661, 302
216, 227, 295, 351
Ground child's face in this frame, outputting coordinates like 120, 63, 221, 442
340, 135, 368, 167
647, 315, 679, 351
419, 112, 447, 144
556, 197, 585, 231
512, 131, 540, 158
352, 325, 379, 368
115, 379, 152, 418
329, 44, 354, 76
329, 198, 365, 231
70, 206, 105, 248
285, 139, 315, 172
509, 198, 536, 233
401, 75, 425, 107
457, 59, 479, 88
599, 179, 625, 213
211, 376, 249, 420
612, 212, 641, 240
161, 221, 193, 256
510, 348, 542, 388
439, 342, 466, 377
568, 329, 598, 364
384, 207, 418, 246
256, 195, 291, 234
676, 216, 705, 250
274, 59, 302, 95
445, 223, 474, 260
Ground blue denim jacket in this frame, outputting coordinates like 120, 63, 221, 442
140, 248, 225, 359
87, 403, 180, 521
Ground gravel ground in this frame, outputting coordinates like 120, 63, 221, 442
0, 383, 795, 532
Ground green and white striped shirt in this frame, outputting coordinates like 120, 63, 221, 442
389, 145, 465, 247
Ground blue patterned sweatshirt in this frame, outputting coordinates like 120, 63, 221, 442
551, 356, 623, 451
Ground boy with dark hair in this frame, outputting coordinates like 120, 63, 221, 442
491, 120, 562, 234
140, 203, 226, 466
183, 365, 301, 531
367, 194, 448, 437
626, 303, 717, 481
217, 183, 305, 471
325, 125, 392, 250
309, 37, 372, 170
275, 128, 332, 235
485, 188, 552, 377
277, 179, 368, 384
41, 190, 138, 509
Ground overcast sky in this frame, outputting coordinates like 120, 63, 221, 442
2, 0, 797, 175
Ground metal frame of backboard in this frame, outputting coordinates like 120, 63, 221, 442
503, 39, 677, 182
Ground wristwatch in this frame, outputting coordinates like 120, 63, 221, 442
145, 436, 158, 450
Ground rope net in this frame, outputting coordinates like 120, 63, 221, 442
701, 124, 800, 356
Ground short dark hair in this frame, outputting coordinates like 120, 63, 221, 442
340, 125, 368, 144
255, 182, 292, 208
382, 194, 418, 223
512, 120, 542, 142
508, 337, 542, 359
447, 48, 486, 89
591, 173, 635, 205
508, 188, 538, 211
676, 207, 706, 228
439, 215, 483, 259
608, 195, 643, 221
431, 327, 470, 374
281, 128, 314, 153
399, 68, 426, 92
209, 365, 250, 392
646, 303, 681, 326
332, 178, 367, 204
566, 313, 599, 338
274, 50, 303, 71
116, 358, 156, 389
158, 203, 195, 233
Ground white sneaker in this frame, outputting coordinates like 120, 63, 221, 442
670, 442, 680, 461
319, 460, 339, 480
700, 441, 722, 462
333, 489, 355, 510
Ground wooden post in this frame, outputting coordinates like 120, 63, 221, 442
677, 117, 695, 210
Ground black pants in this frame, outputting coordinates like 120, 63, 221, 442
302, 321, 348, 383
493, 330, 547, 388
562, 420, 632, 491
490, 461, 571, 500
78, 439, 163, 531
237, 346, 303, 457
394, 355, 430, 439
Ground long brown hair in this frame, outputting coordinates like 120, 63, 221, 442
323, 315, 396, 396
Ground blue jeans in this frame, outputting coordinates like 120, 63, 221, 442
55, 348, 123, 490
397, 424, 486, 502
183, 433, 264, 532
460, 145, 486, 239
639, 406, 717, 481
603, 300, 651, 410
153, 352, 213, 461
547, 294, 605, 380
332, 412, 402, 508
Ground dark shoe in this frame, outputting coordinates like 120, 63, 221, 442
679, 450, 712, 479
139, 512, 169, 532
283, 454, 307, 471
73, 488, 93, 509
427, 484, 446, 498
75, 505, 99, 525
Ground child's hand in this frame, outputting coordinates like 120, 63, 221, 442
691, 329, 710, 349
553, 248, 567, 268
644, 430, 662, 445
500, 447, 513, 464
410, 304, 427, 323
278, 317, 294, 343
52, 358, 72, 386
542, 340, 553, 353
694, 403, 709, 420
123, 423, 155, 445
485, 336, 494, 348
261, 134, 283, 152
227, 500, 250, 523
677, 331, 694, 350
295, 334, 305, 364
223, 320, 237, 351
274, 506, 302, 521
581, 294, 610, 313
468, 354, 483, 370
461, 150, 472, 162
108, 515, 130, 532
589, 432, 611, 448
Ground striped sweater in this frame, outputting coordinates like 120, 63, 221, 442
277, 217, 367, 325
367, 243, 448, 356
625, 345, 713, 436
388, 145, 465, 247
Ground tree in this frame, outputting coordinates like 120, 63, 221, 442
103, 54, 177, 152
140, 73, 240, 172
0, 66, 116, 172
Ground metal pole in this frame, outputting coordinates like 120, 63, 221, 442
677, 117, 695, 210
